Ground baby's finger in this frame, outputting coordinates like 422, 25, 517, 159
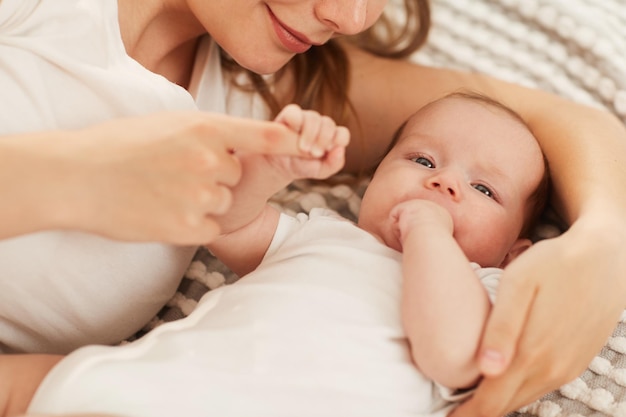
309, 116, 339, 157
334, 126, 350, 147
298, 110, 323, 154
324, 146, 346, 176
274, 104, 304, 133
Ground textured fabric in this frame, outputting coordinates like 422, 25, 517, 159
190, 36, 270, 120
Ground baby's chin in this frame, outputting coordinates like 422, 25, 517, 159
455, 236, 505, 268
386, 236, 403, 253
464, 252, 505, 269
379, 230, 403, 253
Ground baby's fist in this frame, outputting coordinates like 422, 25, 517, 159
274, 104, 350, 158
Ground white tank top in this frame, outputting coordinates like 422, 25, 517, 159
0, 0, 238, 353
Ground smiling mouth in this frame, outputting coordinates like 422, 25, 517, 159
267, 6, 314, 54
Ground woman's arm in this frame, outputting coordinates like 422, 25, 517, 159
343, 45, 626, 415
0, 112, 309, 244
1, 354, 120, 417
393, 200, 489, 389
0, 354, 62, 416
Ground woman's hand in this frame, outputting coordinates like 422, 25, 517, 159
210, 104, 349, 236
2, 111, 307, 245
205, 104, 350, 277
449, 219, 626, 416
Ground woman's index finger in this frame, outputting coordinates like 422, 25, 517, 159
213, 116, 303, 156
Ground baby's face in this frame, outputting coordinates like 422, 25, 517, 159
358, 97, 545, 267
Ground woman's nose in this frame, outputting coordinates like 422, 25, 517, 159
425, 171, 462, 201
315, 0, 368, 35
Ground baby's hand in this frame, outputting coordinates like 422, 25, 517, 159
390, 199, 453, 245
269, 104, 350, 180
275, 104, 350, 158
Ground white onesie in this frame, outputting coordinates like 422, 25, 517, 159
28, 209, 501, 417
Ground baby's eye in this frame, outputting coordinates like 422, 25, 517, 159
473, 183, 495, 199
411, 156, 434, 168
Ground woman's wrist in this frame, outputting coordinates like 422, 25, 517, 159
27, 131, 97, 233
0, 131, 88, 237
556, 207, 626, 279
573, 195, 626, 240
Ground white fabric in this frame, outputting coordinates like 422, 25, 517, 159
29, 209, 501, 417
0, 0, 196, 132
0, 0, 203, 353
190, 35, 271, 120
411, 0, 626, 123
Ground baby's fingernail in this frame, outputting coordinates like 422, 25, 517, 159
311, 147, 324, 157
480, 349, 506, 376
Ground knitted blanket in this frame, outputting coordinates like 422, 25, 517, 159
148, 1, 626, 416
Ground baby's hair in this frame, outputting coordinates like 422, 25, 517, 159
386, 91, 551, 238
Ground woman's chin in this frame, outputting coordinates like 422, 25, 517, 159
234, 54, 295, 75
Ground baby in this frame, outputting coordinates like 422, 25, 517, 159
11, 92, 548, 417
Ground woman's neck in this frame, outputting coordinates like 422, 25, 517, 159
117, 0, 205, 88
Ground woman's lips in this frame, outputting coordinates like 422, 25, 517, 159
267, 7, 313, 54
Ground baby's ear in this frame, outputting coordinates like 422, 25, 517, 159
500, 238, 532, 268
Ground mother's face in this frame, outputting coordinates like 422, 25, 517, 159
189, 0, 389, 74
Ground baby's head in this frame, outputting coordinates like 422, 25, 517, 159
358, 91, 550, 267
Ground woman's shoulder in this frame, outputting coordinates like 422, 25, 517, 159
0, 0, 113, 33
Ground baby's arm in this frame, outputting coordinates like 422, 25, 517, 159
0, 354, 63, 416
207, 104, 349, 276
391, 200, 491, 389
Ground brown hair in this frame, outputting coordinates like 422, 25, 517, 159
386, 91, 551, 238
220, 0, 431, 124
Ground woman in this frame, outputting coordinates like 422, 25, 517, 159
1, 0, 625, 415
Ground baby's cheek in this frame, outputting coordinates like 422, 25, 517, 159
457, 231, 505, 267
